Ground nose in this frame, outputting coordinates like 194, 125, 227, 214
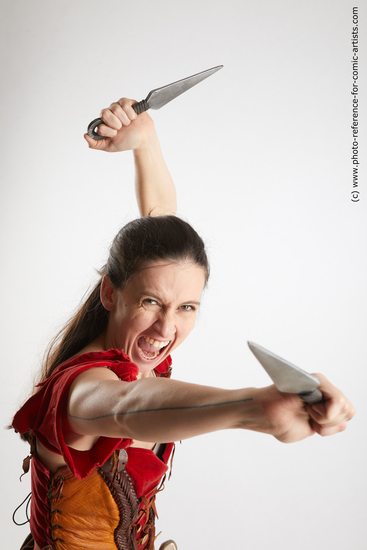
154, 310, 176, 339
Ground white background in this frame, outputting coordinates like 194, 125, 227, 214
1, 1, 366, 548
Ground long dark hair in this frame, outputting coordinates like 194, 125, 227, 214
40, 216, 209, 383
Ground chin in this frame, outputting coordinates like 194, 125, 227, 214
136, 355, 162, 372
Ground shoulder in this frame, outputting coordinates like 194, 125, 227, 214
51, 349, 139, 384
68, 365, 121, 392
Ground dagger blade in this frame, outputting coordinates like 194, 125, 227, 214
146, 65, 223, 110
87, 65, 223, 139
248, 341, 323, 404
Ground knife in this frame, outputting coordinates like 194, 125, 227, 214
87, 65, 223, 140
247, 341, 323, 404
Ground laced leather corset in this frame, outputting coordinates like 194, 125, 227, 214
30, 444, 174, 550
13, 350, 175, 550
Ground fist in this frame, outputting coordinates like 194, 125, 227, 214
84, 98, 155, 152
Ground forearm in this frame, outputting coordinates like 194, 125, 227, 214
67, 377, 264, 443
118, 378, 259, 442
134, 129, 177, 217
84, 98, 177, 217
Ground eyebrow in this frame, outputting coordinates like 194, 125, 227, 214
138, 291, 201, 306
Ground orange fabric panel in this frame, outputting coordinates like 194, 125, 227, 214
50, 467, 119, 550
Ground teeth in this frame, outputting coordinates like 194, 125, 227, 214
143, 336, 169, 349
138, 347, 160, 360
138, 336, 171, 361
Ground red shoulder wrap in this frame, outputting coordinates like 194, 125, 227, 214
12, 349, 173, 479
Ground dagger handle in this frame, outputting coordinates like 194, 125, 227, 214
87, 100, 149, 140
297, 388, 323, 404
132, 99, 149, 115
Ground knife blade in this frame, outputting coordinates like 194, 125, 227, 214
247, 341, 323, 404
87, 65, 223, 140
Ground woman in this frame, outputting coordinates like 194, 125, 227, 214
13, 99, 355, 550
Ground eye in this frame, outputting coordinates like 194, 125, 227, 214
142, 298, 159, 306
179, 304, 196, 312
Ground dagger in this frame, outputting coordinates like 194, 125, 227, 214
87, 65, 223, 140
248, 341, 323, 404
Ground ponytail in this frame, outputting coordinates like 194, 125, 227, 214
39, 273, 108, 383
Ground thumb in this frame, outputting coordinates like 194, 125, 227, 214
84, 133, 106, 149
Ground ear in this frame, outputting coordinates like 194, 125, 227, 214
100, 275, 116, 311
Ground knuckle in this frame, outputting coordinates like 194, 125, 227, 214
118, 98, 136, 118
336, 396, 352, 418
349, 405, 356, 419
102, 111, 121, 130
110, 103, 120, 114
333, 395, 345, 409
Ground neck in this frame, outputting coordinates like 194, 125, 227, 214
137, 369, 155, 380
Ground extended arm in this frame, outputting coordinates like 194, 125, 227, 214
66, 367, 354, 447
84, 98, 177, 216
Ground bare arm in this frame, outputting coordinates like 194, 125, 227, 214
66, 368, 354, 446
84, 98, 177, 216
133, 130, 176, 217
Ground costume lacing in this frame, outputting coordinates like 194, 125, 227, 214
15, 438, 175, 550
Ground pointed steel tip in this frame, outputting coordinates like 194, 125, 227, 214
199, 65, 223, 74
248, 341, 270, 355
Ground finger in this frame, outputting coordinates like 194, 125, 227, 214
92, 122, 118, 139
309, 418, 348, 437
306, 399, 340, 423
306, 395, 354, 426
306, 403, 342, 427
307, 373, 356, 423
117, 98, 138, 121
107, 103, 131, 127
100, 108, 123, 131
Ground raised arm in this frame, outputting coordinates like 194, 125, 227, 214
84, 98, 177, 216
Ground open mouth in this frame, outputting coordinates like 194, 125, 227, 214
137, 335, 170, 361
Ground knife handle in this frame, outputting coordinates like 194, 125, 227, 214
87, 100, 149, 140
297, 388, 323, 404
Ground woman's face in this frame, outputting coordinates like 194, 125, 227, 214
103, 260, 206, 375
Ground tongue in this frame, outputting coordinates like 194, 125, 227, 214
138, 337, 157, 353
